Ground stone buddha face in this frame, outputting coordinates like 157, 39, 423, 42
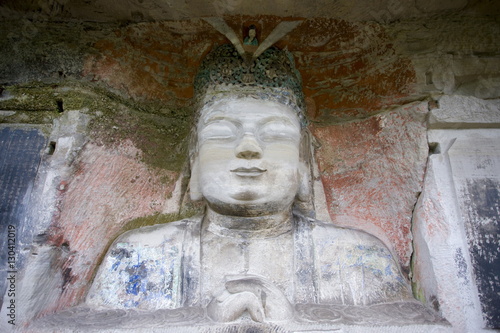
190, 97, 307, 217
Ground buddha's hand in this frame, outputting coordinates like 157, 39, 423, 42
207, 275, 293, 322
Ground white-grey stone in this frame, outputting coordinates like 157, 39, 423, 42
429, 95, 500, 128
413, 128, 500, 332
0, 110, 91, 331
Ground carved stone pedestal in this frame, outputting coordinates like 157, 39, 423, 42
33, 301, 450, 333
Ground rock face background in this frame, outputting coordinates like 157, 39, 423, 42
0, 7, 499, 332
311, 102, 429, 275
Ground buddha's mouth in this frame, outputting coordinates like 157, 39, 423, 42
230, 167, 267, 177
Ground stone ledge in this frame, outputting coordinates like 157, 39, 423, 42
429, 95, 500, 129
31, 301, 450, 333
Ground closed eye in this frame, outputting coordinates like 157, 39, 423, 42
199, 121, 238, 142
257, 121, 300, 142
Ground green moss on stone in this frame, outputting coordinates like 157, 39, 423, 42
121, 209, 199, 233
410, 250, 427, 304
0, 110, 59, 126
0, 81, 193, 172
411, 280, 426, 303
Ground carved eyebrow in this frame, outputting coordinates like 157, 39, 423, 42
257, 115, 300, 128
201, 112, 299, 128
202, 115, 240, 126
204, 114, 228, 122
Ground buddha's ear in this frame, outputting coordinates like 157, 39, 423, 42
189, 156, 203, 201
297, 161, 311, 202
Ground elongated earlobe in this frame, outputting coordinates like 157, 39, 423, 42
297, 162, 311, 202
189, 158, 203, 201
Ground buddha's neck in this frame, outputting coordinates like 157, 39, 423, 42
204, 207, 293, 239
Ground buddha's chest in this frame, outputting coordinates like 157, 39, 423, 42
200, 231, 295, 305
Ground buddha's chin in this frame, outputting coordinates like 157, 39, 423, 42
229, 190, 260, 201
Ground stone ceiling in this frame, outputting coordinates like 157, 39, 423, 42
1, 0, 499, 23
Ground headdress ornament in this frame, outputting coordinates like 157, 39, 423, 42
194, 44, 307, 127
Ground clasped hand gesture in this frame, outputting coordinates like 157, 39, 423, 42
207, 275, 294, 322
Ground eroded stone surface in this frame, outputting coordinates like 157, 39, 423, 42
2, 15, 499, 121
311, 102, 429, 272
413, 127, 500, 331
0, 105, 186, 324
41, 140, 178, 312
1, 0, 498, 23
429, 95, 500, 128
32, 301, 449, 332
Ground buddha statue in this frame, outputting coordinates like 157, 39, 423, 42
84, 45, 430, 328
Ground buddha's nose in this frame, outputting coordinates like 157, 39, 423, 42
235, 134, 263, 159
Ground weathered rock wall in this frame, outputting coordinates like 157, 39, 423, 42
0, 15, 499, 331
0, 84, 193, 324
412, 96, 500, 331
312, 102, 429, 275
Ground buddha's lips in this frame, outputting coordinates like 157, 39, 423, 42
230, 167, 267, 176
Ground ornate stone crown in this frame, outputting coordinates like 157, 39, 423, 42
194, 44, 307, 126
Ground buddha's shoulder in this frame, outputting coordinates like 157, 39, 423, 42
309, 219, 386, 248
304, 218, 412, 303
308, 218, 404, 274
113, 215, 203, 248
